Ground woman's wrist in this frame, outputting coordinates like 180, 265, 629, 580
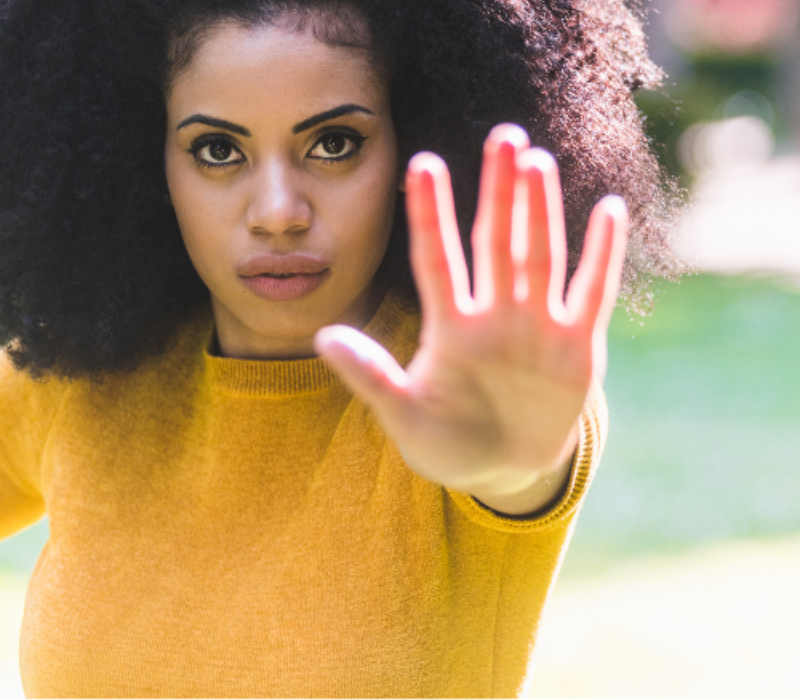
467, 424, 579, 517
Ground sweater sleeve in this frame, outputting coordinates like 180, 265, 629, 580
0, 353, 68, 540
445, 381, 608, 534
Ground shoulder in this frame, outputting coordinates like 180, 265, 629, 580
0, 351, 72, 500
0, 351, 72, 426
0, 306, 214, 416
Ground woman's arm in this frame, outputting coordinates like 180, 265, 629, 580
317, 124, 627, 516
0, 354, 66, 538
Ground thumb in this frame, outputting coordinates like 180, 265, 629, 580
315, 325, 411, 417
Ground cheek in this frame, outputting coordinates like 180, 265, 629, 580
166, 158, 232, 264
165, 153, 198, 242
339, 178, 397, 273
347, 155, 401, 263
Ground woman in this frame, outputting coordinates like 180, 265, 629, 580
0, 0, 679, 696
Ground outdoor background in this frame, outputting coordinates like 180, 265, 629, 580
2, 0, 800, 697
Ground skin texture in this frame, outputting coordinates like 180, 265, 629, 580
165, 21, 400, 359
166, 20, 628, 516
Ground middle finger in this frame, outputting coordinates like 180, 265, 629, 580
471, 124, 530, 309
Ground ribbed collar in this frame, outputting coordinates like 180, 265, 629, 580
203, 289, 413, 396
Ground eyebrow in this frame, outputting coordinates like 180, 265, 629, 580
176, 115, 251, 137
292, 104, 374, 134
175, 103, 374, 138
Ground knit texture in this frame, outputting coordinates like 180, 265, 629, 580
0, 291, 607, 698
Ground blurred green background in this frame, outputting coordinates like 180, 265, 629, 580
569, 273, 800, 576
532, 273, 800, 697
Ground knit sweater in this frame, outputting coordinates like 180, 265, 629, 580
0, 290, 607, 698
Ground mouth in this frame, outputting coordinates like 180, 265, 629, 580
237, 252, 330, 278
237, 253, 331, 302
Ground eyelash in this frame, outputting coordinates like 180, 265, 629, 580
188, 135, 245, 171
307, 130, 367, 163
187, 130, 368, 170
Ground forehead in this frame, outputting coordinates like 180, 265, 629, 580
167, 20, 387, 120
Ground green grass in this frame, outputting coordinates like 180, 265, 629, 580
2, 274, 800, 579
563, 273, 800, 576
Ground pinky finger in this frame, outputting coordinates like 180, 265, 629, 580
566, 195, 628, 347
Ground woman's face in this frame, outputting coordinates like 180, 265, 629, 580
165, 18, 400, 360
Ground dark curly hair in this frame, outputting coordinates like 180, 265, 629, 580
0, 0, 681, 379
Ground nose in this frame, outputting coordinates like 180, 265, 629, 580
245, 159, 312, 237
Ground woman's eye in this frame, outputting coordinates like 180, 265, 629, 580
191, 138, 245, 167
308, 133, 365, 161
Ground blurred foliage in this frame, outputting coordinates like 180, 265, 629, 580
637, 53, 782, 186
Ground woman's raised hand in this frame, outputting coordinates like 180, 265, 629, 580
316, 124, 628, 515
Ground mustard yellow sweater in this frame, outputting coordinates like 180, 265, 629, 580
0, 291, 606, 698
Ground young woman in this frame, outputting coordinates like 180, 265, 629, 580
0, 0, 679, 696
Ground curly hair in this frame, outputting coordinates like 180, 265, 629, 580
0, 0, 681, 379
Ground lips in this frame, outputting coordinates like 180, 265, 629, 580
237, 253, 330, 278
237, 253, 330, 302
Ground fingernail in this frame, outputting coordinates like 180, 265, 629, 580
517, 148, 557, 172
488, 123, 530, 151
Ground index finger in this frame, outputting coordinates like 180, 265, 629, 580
405, 153, 473, 321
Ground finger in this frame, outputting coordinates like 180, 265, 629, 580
406, 153, 472, 320
517, 148, 568, 315
566, 195, 629, 376
315, 325, 411, 420
472, 124, 530, 309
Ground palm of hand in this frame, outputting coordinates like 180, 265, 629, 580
317, 125, 627, 503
